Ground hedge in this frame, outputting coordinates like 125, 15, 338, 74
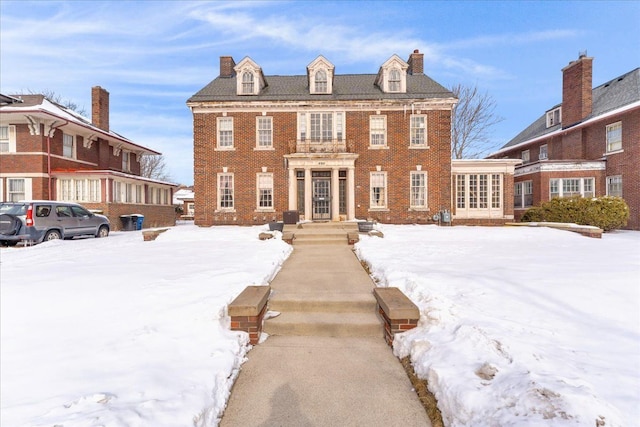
521, 196, 629, 231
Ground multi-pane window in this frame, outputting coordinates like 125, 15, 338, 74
63, 133, 74, 158
370, 172, 387, 208
514, 181, 533, 208
218, 173, 234, 209
242, 71, 254, 94
550, 178, 595, 199
607, 176, 622, 197
298, 112, 344, 142
539, 144, 548, 160
8, 178, 25, 202
257, 117, 273, 148
389, 69, 401, 92
456, 175, 465, 209
410, 115, 426, 147
311, 113, 333, 141
0, 126, 9, 152
122, 151, 130, 172
606, 122, 622, 152
410, 171, 427, 208
315, 70, 327, 93
217, 117, 234, 148
491, 174, 501, 208
370, 116, 387, 147
546, 107, 561, 127
257, 173, 273, 209
521, 150, 530, 164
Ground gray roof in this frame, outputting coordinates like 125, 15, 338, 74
188, 74, 454, 103
500, 67, 640, 149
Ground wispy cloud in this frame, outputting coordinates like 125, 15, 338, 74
438, 29, 581, 51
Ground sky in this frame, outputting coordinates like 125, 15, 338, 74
1, 224, 638, 426
1, 1, 639, 185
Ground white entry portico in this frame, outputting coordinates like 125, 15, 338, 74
285, 153, 358, 221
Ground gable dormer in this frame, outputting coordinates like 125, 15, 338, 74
234, 57, 267, 96
307, 55, 335, 94
375, 54, 409, 93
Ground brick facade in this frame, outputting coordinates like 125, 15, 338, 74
489, 56, 640, 230
189, 52, 518, 226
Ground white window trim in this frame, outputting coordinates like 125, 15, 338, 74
546, 107, 561, 128
521, 149, 530, 164
255, 116, 274, 150
217, 172, 235, 212
369, 171, 388, 210
216, 117, 235, 150
549, 177, 595, 199
256, 172, 274, 211
6, 177, 32, 202
297, 111, 345, 142
514, 180, 533, 209
539, 144, 548, 160
122, 151, 130, 172
0, 125, 17, 153
409, 171, 428, 210
606, 175, 623, 197
63, 133, 76, 159
369, 115, 388, 149
455, 173, 503, 215
409, 114, 428, 148
606, 121, 622, 153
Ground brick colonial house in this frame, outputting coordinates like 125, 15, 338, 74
0, 87, 177, 230
188, 51, 519, 226
489, 54, 640, 230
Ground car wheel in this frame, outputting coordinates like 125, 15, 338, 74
97, 225, 109, 238
44, 230, 62, 241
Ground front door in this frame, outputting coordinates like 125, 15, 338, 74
312, 176, 331, 220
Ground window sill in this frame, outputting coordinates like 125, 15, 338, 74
215, 209, 236, 213
408, 207, 429, 212
408, 145, 430, 150
254, 147, 275, 151
215, 147, 236, 152
255, 209, 275, 213
603, 149, 624, 156
368, 146, 390, 150
368, 208, 389, 212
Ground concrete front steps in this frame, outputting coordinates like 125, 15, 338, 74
283, 221, 359, 245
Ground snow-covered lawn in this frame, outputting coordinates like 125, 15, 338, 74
1, 223, 638, 426
356, 225, 640, 427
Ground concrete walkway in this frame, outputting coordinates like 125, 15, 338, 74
220, 243, 431, 427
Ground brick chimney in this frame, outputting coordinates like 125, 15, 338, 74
220, 56, 236, 78
407, 49, 424, 75
91, 86, 109, 132
561, 53, 593, 128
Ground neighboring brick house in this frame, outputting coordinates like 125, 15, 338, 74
0, 87, 177, 230
188, 50, 519, 226
488, 54, 640, 230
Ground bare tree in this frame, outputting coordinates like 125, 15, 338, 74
140, 154, 172, 181
450, 84, 504, 159
29, 89, 87, 116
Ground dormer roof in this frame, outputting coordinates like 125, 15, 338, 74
375, 54, 409, 93
307, 55, 335, 94
233, 56, 267, 95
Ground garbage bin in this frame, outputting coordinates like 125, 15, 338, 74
268, 221, 284, 232
120, 215, 135, 231
133, 214, 145, 230
283, 210, 299, 225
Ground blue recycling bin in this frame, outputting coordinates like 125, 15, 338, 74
133, 215, 145, 230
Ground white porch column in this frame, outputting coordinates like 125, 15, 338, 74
304, 168, 312, 220
288, 167, 296, 211
347, 167, 356, 220
331, 167, 340, 221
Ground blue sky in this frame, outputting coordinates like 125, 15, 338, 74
1, 1, 639, 185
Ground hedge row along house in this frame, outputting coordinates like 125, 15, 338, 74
488, 54, 640, 230
0, 87, 178, 230
188, 50, 520, 226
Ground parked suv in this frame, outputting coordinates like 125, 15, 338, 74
0, 201, 110, 246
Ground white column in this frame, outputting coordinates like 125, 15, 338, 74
288, 168, 296, 211
304, 168, 312, 220
331, 168, 340, 221
347, 167, 355, 220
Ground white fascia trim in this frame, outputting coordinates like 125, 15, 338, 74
490, 100, 640, 157
515, 161, 606, 176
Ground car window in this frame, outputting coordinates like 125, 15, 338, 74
36, 205, 52, 217
71, 206, 91, 217
0, 203, 27, 215
56, 206, 73, 218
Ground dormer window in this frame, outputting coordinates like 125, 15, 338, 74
242, 72, 254, 94
307, 55, 335, 95
546, 107, 561, 128
315, 70, 328, 93
375, 54, 409, 93
234, 57, 267, 95
389, 69, 401, 92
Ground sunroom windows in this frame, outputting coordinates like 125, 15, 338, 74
549, 177, 594, 199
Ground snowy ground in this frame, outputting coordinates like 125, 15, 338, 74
356, 225, 640, 427
1, 223, 638, 426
